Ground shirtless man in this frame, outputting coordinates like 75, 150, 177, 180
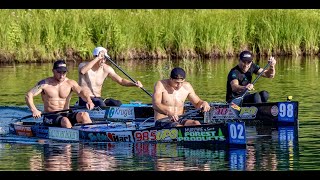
25, 60, 95, 128
152, 67, 211, 128
78, 47, 143, 107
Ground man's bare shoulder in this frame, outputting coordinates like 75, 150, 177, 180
65, 78, 78, 85
182, 81, 194, 90
102, 64, 117, 75
102, 63, 113, 70
36, 78, 47, 85
155, 79, 167, 87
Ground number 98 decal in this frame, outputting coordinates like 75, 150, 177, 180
278, 102, 296, 122
228, 123, 246, 145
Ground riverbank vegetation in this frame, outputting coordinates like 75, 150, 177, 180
1, 9, 320, 63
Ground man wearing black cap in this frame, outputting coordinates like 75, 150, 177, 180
152, 67, 211, 128
25, 60, 95, 128
226, 50, 277, 104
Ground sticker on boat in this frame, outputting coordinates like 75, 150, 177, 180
107, 107, 135, 119
277, 102, 296, 122
48, 127, 79, 141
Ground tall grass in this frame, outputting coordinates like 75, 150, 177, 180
0, 9, 320, 63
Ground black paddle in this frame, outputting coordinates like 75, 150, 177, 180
157, 108, 201, 123
230, 62, 271, 118
104, 54, 153, 98
13, 106, 87, 122
231, 62, 271, 107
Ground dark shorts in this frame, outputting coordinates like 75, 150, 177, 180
43, 112, 79, 127
78, 97, 122, 107
155, 119, 187, 128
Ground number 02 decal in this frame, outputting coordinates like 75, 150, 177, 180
228, 123, 246, 145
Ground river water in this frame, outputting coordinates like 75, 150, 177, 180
0, 57, 319, 171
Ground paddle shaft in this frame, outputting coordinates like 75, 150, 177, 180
16, 106, 86, 121
240, 62, 271, 99
158, 108, 201, 122
105, 54, 153, 98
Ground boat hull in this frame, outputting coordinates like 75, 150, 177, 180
9, 121, 247, 149
72, 100, 299, 126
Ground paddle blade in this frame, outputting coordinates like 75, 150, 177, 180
231, 96, 243, 107
230, 102, 241, 118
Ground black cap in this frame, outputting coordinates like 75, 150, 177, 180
53, 60, 68, 72
170, 67, 186, 79
239, 51, 253, 62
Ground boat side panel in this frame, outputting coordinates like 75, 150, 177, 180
79, 122, 246, 148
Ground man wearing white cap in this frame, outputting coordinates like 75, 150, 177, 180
78, 47, 143, 107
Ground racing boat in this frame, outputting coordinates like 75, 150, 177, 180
7, 120, 247, 148
72, 96, 299, 127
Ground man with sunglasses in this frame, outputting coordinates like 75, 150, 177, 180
25, 60, 94, 128
226, 50, 277, 104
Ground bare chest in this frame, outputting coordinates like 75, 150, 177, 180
162, 89, 188, 106
87, 68, 106, 86
42, 84, 72, 99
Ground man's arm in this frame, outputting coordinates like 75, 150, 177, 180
79, 57, 101, 75
79, 51, 105, 75
107, 66, 143, 87
260, 56, 276, 78
230, 79, 253, 93
25, 80, 45, 118
186, 82, 210, 112
152, 81, 171, 116
70, 80, 94, 110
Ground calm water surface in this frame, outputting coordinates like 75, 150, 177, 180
0, 57, 319, 171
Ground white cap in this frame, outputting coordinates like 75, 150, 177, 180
93, 47, 107, 56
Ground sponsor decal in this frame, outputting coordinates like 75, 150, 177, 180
178, 126, 225, 141
133, 129, 179, 142
239, 106, 258, 118
87, 131, 133, 142
49, 127, 79, 141
107, 132, 133, 142
88, 110, 106, 119
86, 131, 133, 142
107, 107, 135, 119
14, 125, 33, 137
271, 105, 279, 116
87, 132, 109, 141
211, 107, 236, 119
156, 129, 178, 141
76, 108, 106, 119
134, 130, 157, 142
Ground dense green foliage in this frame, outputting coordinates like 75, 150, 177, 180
1, 9, 320, 63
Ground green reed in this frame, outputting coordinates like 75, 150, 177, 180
1, 9, 320, 63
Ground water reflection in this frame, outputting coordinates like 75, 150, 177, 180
0, 126, 295, 171
246, 126, 299, 171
